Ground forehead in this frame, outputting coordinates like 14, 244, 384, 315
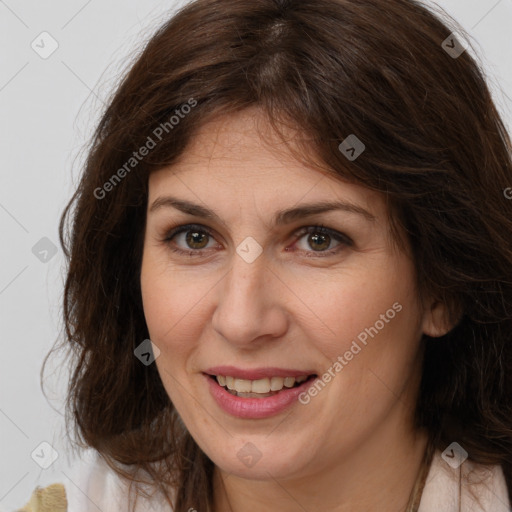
156, 108, 321, 182
148, 109, 385, 220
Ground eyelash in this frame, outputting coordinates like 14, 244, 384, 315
162, 223, 353, 258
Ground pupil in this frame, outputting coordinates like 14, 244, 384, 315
186, 230, 208, 249
309, 232, 330, 251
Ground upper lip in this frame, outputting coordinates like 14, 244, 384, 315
204, 366, 317, 380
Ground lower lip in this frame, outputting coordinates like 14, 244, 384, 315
204, 374, 317, 419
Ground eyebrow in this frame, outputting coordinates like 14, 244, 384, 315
149, 196, 376, 224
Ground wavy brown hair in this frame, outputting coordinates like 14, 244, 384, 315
44, 0, 512, 510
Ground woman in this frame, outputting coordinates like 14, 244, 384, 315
20, 0, 512, 510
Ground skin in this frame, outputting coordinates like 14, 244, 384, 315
140, 108, 453, 512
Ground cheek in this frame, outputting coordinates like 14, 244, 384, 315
140, 250, 204, 353
302, 263, 423, 448
291, 255, 421, 362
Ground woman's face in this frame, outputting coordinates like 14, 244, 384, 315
140, 109, 444, 481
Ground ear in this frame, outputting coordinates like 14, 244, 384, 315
421, 299, 462, 338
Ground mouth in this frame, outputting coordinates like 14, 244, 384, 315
202, 366, 320, 418
205, 373, 318, 398
204, 371, 319, 418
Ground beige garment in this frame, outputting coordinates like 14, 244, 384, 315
15, 483, 67, 512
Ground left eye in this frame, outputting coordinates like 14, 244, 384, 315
292, 226, 351, 254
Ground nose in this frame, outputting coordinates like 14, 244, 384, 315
211, 250, 289, 348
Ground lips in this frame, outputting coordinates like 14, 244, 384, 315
203, 367, 319, 419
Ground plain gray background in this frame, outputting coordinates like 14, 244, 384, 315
1, 0, 511, 510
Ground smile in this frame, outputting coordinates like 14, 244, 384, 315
203, 372, 318, 419
213, 374, 310, 397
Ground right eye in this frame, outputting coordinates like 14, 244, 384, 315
163, 223, 221, 256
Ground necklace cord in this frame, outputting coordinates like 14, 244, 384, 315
405, 437, 436, 512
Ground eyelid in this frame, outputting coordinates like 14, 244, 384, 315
163, 223, 215, 241
293, 224, 353, 245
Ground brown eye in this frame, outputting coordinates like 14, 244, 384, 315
185, 230, 210, 249
164, 224, 218, 255
293, 226, 352, 256
307, 232, 331, 251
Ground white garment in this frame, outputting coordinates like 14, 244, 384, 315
62, 448, 510, 512
63, 449, 172, 512
418, 449, 510, 511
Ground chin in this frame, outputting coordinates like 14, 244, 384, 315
210, 441, 310, 481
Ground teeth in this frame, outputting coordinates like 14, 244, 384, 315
283, 377, 295, 388
234, 378, 252, 393
270, 377, 284, 391
252, 378, 271, 393
215, 375, 310, 394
